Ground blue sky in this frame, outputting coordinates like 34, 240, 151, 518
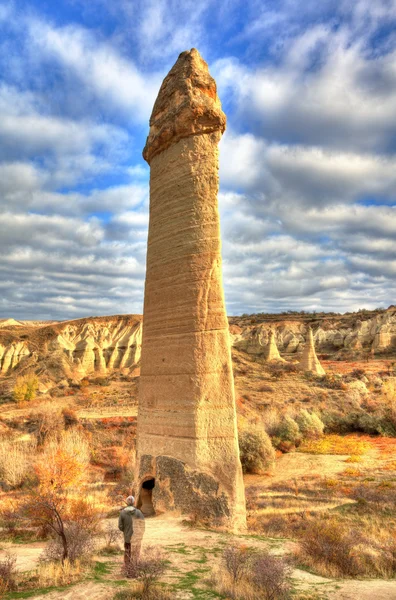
0, 0, 396, 320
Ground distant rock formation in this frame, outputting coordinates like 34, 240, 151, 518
0, 315, 142, 383
230, 306, 396, 356
300, 327, 325, 375
136, 48, 246, 528
1, 308, 396, 386
265, 329, 285, 362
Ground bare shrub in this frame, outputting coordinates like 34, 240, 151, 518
259, 384, 275, 393
298, 516, 396, 578
262, 409, 282, 436
136, 546, 167, 598
350, 368, 366, 379
252, 551, 292, 600
0, 502, 18, 535
62, 407, 79, 429
268, 362, 298, 379
13, 374, 38, 403
101, 522, 121, 554
39, 428, 90, 483
28, 403, 65, 446
0, 554, 17, 593
41, 523, 96, 563
298, 518, 363, 577
113, 586, 173, 600
222, 545, 251, 585
0, 439, 36, 488
239, 428, 275, 473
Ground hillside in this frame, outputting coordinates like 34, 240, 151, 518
0, 308, 395, 391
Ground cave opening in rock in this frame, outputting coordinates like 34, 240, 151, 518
137, 478, 155, 516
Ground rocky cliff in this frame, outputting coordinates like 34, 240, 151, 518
229, 306, 396, 358
1, 307, 395, 386
0, 315, 142, 386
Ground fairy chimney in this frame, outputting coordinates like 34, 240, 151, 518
300, 327, 325, 375
265, 330, 284, 361
136, 49, 246, 528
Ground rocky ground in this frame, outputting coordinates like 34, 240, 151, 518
1, 451, 396, 599
1, 311, 396, 598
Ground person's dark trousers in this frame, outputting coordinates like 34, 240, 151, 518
124, 542, 133, 576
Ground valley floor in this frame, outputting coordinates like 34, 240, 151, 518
2, 451, 396, 600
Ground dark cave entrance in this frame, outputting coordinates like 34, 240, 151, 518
137, 478, 156, 516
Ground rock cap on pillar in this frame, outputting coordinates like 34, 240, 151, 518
300, 327, 325, 376
143, 48, 226, 164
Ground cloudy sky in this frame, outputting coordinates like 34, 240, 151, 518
1, 0, 396, 320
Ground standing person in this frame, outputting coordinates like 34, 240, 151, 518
118, 495, 145, 577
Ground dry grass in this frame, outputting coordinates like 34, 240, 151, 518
36, 559, 85, 587
295, 517, 396, 578
211, 547, 292, 600
0, 438, 36, 488
299, 434, 371, 455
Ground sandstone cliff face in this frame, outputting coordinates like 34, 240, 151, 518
1, 308, 395, 383
0, 315, 142, 382
137, 49, 246, 528
230, 307, 396, 357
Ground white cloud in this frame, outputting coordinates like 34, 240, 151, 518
27, 18, 160, 121
215, 27, 396, 153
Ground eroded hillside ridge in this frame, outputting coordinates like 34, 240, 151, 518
0, 315, 142, 382
229, 306, 396, 356
0, 308, 395, 382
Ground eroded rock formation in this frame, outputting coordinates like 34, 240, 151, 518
230, 306, 396, 356
136, 49, 246, 528
300, 327, 325, 375
2, 307, 396, 384
0, 315, 142, 383
265, 330, 284, 361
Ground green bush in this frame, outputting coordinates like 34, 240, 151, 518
321, 410, 396, 437
12, 375, 38, 403
273, 416, 301, 445
239, 428, 275, 474
296, 410, 324, 439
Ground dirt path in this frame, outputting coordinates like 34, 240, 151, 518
2, 451, 395, 599
0, 541, 46, 571
32, 582, 113, 600
5, 516, 395, 600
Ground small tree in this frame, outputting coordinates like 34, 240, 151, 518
136, 546, 167, 598
12, 430, 96, 564
28, 403, 65, 446
13, 375, 38, 403
0, 554, 17, 595
252, 551, 291, 600
222, 545, 251, 585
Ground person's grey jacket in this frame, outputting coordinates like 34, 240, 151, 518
118, 506, 145, 543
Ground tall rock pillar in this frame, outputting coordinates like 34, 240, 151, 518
136, 49, 246, 528
300, 327, 325, 375
265, 330, 284, 362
